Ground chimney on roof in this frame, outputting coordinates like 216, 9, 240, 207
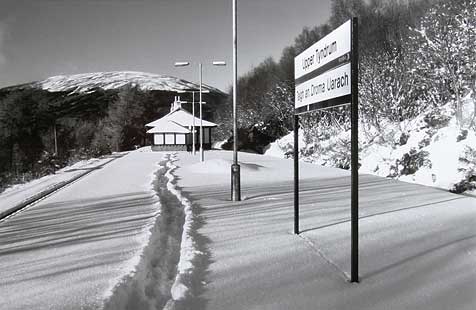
170, 96, 182, 112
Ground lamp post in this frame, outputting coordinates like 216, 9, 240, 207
231, 0, 241, 201
174, 61, 226, 162
176, 89, 210, 155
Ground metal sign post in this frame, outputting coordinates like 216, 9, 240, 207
294, 114, 299, 235
294, 18, 359, 283
350, 17, 359, 284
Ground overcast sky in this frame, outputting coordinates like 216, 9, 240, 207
0, 0, 331, 91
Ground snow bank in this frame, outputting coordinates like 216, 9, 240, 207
212, 139, 227, 150
177, 150, 348, 190
265, 128, 305, 158
266, 99, 476, 192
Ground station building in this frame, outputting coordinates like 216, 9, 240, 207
146, 98, 217, 151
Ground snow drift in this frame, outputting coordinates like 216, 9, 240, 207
266, 95, 476, 193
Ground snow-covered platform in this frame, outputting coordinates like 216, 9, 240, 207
174, 151, 476, 310
0, 150, 474, 310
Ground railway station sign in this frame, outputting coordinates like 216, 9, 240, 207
294, 20, 352, 114
292, 18, 360, 283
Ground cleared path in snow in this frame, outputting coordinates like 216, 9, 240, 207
103, 153, 200, 310
0, 150, 164, 310
174, 151, 476, 310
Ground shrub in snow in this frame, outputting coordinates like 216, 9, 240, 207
36, 151, 60, 175
397, 149, 431, 176
456, 129, 468, 142
322, 139, 352, 170
423, 109, 452, 129
398, 132, 410, 146
417, 136, 431, 149
453, 146, 476, 193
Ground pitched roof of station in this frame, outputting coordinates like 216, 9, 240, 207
146, 98, 217, 134
146, 119, 191, 134
146, 108, 217, 128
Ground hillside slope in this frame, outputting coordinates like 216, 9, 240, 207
266, 95, 476, 194
0, 71, 227, 119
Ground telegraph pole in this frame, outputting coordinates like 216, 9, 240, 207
231, 0, 241, 201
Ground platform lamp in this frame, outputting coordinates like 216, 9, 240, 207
176, 89, 210, 155
174, 61, 226, 162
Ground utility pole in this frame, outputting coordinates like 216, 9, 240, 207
231, 0, 241, 201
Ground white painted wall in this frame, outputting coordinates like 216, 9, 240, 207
154, 134, 164, 145
153, 133, 191, 145
176, 134, 185, 144
165, 134, 174, 144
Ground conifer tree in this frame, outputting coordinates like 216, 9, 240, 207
104, 84, 146, 151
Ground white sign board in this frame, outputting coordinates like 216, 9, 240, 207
295, 19, 352, 112
295, 63, 351, 109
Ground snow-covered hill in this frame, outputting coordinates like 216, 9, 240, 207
37, 71, 225, 94
2, 71, 225, 95
266, 95, 476, 194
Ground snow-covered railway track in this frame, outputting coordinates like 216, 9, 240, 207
0, 153, 126, 222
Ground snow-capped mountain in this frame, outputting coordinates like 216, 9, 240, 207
35, 71, 225, 94
0, 70, 227, 127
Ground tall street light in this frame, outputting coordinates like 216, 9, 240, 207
176, 89, 209, 155
231, 0, 241, 201
175, 61, 226, 162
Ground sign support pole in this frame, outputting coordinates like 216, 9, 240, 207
350, 17, 359, 283
294, 114, 299, 234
